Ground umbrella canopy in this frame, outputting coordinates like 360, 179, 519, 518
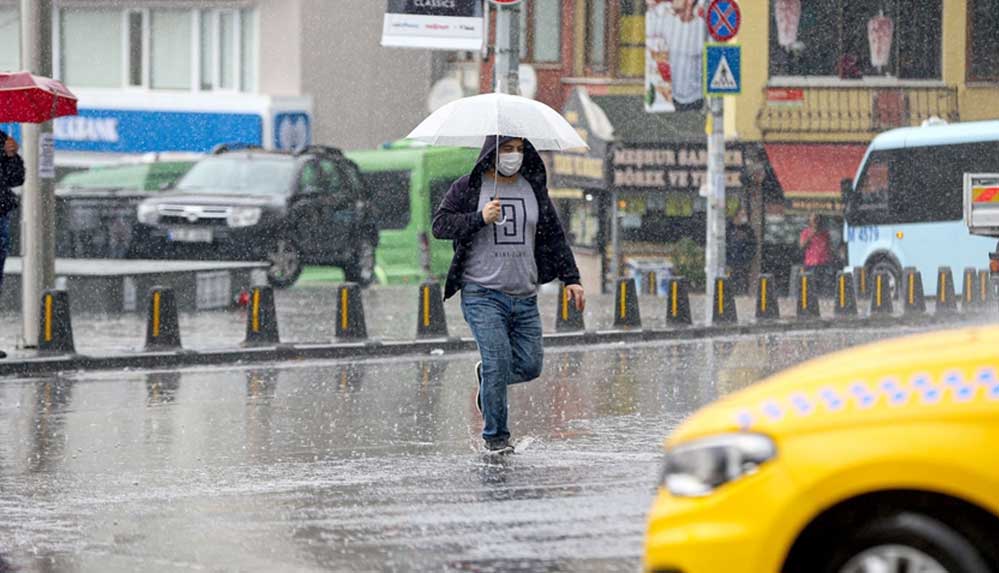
406, 92, 588, 151
0, 71, 77, 124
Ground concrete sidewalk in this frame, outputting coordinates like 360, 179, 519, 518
0, 282, 978, 359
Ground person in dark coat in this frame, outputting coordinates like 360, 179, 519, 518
0, 131, 24, 360
432, 135, 584, 453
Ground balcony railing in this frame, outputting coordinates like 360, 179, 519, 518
756, 85, 960, 136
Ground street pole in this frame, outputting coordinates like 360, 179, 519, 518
19, 0, 55, 348
704, 96, 726, 325
492, 2, 520, 94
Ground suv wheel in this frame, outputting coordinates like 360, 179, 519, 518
266, 239, 303, 288
344, 237, 376, 287
818, 513, 991, 573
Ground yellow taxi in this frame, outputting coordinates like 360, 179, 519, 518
644, 325, 999, 573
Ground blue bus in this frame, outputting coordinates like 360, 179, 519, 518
843, 120, 999, 296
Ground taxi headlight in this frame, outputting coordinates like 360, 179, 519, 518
659, 433, 776, 497
137, 203, 159, 225
227, 207, 262, 228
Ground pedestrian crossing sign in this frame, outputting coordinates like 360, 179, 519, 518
704, 44, 741, 96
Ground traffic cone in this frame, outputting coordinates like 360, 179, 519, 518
336, 283, 367, 340
902, 267, 925, 314
37, 289, 75, 355
613, 278, 642, 328
666, 276, 692, 326
416, 280, 448, 338
243, 285, 280, 346
834, 271, 857, 317
755, 273, 779, 321
796, 271, 820, 319
145, 286, 182, 351
555, 282, 585, 332
713, 276, 737, 324
936, 267, 957, 315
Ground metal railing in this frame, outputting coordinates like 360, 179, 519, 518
756, 85, 960, 136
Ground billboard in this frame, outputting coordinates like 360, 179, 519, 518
382, 0, 484, 51
645, 0, 708, 113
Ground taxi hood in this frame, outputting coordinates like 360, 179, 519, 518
669, 325, 999, 447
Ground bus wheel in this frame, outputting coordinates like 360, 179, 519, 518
867, 258, 901, 300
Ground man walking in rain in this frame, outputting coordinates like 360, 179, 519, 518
433, 136, 584, 454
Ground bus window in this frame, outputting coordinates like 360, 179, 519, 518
851, 141, 999, 226
362, 170, 411, 230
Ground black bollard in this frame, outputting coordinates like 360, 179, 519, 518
555, 282, 585, 332
853, 266, 868, 299
979, 269, 993, 309
666, 276, 692, 326
962, 267, 979, 311
936, 266, 957, 315
244, 285, 280, 346
796, 271, 820, 319
644, 271, 659, 296
902, 267, 926, 314
755, 273, 780, 321
713, 276, 737, 324
613, 278, 642, 328
38, 289, 75, 355
145, 286, 182, 351
834, 271, 857, 317
416, 280, 448, 338
870, 272, 893, 316
336, 283, 367, 340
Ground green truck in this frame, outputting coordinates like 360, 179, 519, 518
345, 142, 478, 285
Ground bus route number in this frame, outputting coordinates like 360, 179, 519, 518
847, 226, 880, 242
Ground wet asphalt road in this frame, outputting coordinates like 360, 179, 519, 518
0, 326, 942, 572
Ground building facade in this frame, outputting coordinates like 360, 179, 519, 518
0, 0, 443, 166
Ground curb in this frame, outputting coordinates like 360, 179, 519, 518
0, 313, 971, 378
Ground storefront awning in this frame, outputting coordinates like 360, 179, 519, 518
765, 143, 867, 211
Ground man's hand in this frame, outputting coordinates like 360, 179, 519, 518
566, 284, 585, 312
481, 198, 501, 225
3, 137, 17, 157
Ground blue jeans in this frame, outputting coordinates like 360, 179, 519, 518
0, 215, 8, 291
460, 282, 543, 441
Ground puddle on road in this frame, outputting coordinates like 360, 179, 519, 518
0, 328, 915, 571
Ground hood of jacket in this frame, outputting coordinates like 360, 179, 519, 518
469, 135, 548, 196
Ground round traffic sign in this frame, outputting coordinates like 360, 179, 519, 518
707, 0, 741, 42
488, 0, 523, 5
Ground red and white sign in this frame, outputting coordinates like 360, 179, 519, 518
766, 88, 805, 106
488, 0, 522, 5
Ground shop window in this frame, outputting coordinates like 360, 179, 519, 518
769, 0, 940, 80
201, 9, 241, 91
0, 7, 20, 73
240, 9, 258, 92
519, 0, 561, 64
151, 10, 192, 90
127, 11, 143, 87
60, 8, 124, 88
586, 0, 608, 71
969, 0, 999, 81
363, 170, 412, 230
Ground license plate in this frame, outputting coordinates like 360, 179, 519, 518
168, 227, 213, 243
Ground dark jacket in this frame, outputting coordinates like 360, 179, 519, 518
0, 132, 25, 217
432, 136, 581, 300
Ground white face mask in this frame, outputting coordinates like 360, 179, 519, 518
497, 152, 523, 176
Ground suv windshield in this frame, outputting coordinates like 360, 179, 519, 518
176, 156, 297, 195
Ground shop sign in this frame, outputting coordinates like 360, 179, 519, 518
381, 0, 484, 51
611, 144, 745, 192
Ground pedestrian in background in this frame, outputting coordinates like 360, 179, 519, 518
726, 209, 756, 294
0, 131, 25, 360
432, 135, 584, 454
799, 213, 834, 293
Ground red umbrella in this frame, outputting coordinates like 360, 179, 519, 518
0, 71, 77, 123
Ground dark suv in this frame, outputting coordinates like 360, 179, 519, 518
132, 145, 378, 288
